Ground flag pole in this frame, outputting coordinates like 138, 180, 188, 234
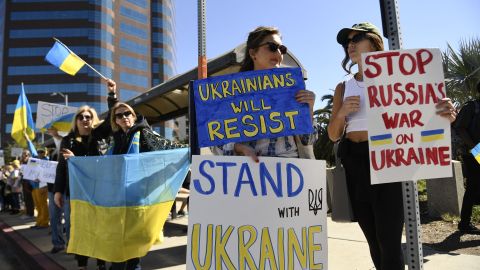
52, 37, 109, 81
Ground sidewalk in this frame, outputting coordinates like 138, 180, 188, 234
1, 208, 479, 270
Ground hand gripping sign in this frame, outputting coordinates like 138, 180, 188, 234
361, 48, 452, 184
193, 68, 314, 147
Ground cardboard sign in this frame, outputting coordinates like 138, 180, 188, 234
187, 155, 327, 269
361, 48, 452, 184
193, 68, 313, 147
36, 101, 78, 129
22, 158, 58, 183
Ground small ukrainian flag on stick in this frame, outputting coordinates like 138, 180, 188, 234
471, 143, 480, 164
45, 38, 107, 80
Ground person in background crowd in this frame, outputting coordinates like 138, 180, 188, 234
20, 150, 35, 220
54, 106, 108, 270
0, 165, 7, 212
8, 160, 22, 215
30, 148, 50, 229
47, 128, 67, 253
214, 26, 317, 160
328, 22, 457, 270
454, 80, 480, 234
1, 165, 11, 212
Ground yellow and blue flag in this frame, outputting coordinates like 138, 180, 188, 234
370, 133, 393, 146
26, 137, 38, 157
41, 113, 75, 133
127, 131, 141, 154
45, 40, 85, 75
421, 129, 444, 142
67, 148, 190, 262
471, 143, 480, 164
11, 83, 36, 147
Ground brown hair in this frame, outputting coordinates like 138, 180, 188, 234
110, 103, 137, 132
240, 26, 281, 72
71, 106, 100, 139
341, 32, 384, 74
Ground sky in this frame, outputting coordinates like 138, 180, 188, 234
173, 0, 479, 110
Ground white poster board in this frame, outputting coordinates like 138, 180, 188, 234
36, 101, 78, 129
361, 48, 452, 184
0, 150, 4, 166
22, 158, 58, 183
187, 155, 328, 269
11, 147, 23, 158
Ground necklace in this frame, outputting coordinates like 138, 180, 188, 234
354, 73, 364, 88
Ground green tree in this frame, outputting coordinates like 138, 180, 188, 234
313, 92, 335, 166
443, 38, 480, 106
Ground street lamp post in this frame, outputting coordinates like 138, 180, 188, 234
51, 92, 68, 106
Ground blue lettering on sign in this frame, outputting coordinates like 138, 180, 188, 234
192, 160, 304, 198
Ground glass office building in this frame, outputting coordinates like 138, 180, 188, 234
0, 0, 176, 145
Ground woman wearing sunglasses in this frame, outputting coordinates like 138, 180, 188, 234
54, 106, 109, 270
215, 26, 316, 160
104, 80, 181, 270
327, 22, 456, 270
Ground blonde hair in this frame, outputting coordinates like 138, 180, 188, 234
71, 105, 100, 138
110, 103, 137, 132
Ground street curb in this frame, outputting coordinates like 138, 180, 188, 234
0, 220, 64, 270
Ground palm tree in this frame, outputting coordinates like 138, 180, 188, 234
313, 92, 335, 165
443, 38, 480, 106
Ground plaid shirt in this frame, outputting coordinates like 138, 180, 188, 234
213, 129, 317, 158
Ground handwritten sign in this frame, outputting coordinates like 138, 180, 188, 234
187, 155, 327, 269
11, 147, 23, 158
193, 68, 313, 147
0, 150, 3, 166
22, 158, 58, 183
361, 48, 452, 184
36, 101, 77, 129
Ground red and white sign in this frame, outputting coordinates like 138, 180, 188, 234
361, 48, 452, 184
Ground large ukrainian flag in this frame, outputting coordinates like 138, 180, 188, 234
11, 83, 36, 147
45, 40, 85, 75
67, 148, 190, 262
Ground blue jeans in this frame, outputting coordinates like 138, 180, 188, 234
64, 196, 71, 243
48, 192, 65, 247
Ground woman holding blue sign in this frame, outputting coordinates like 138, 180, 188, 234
216, 26, 317, 160
328, 22, 456, 270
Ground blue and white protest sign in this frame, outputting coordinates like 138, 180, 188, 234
187, 155, 327, 269
193, 68, 314, 147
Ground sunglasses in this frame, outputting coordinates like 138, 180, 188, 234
115, 111, 133, 119
343, 32, 369, 48
76, 114, 92, 121
258, 42, 287, 55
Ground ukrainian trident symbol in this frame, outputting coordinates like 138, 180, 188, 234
308, 188, 323, 215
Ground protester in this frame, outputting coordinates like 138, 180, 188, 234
0, 165, 7, 212
214, 26, 317, 160
30, 148, 50, 229
454, 80, 480, 233
20, 150, 35, 220
47, 128, 67, 253
2, 165, 14, 213
105, 79, 183, 270
53, 106, 108, 270
327, 22, 457, 270
7, 160, 22, 215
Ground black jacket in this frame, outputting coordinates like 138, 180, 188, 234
110, 115, 153, 155
53, 96, 117, 196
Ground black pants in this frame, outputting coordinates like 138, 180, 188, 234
22, 181, 34, 216
460, 154, 480, 225
76, 254, 105, 268
341, 139, 405, 270
110, 258, 141, 270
